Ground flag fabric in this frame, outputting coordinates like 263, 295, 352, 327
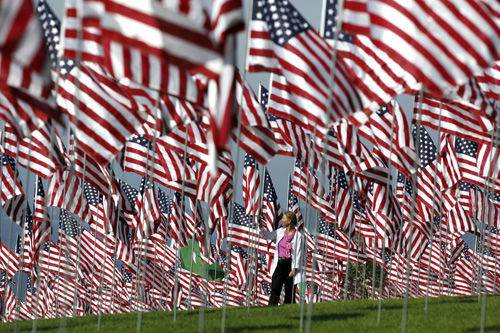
342, 0, 500, 95
242, 154, 261, 216
248, 0, 365, 138
227, 203, 270, 254
261, 169, 281, 232
210, 0, 244, 47
56, 63, 149, 165
322, 0, 419, 116
292, 160, 336, 223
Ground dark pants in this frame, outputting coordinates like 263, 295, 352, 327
269, 258, 294, 305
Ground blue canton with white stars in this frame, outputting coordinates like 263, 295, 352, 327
412, 125, 437, 168
84, 182, 103, 206
121, 181, 139, 207
455, 137, 478, 158
397, 172, 413, 195
36, 0, 75, 75
233, 203, 254, 228
318, 216, 337, 238
323, 0, 353, 42
59, 209, 80, 237
158, 189, 173, 215
253, 0, 310, 46
244, 153, 258, 170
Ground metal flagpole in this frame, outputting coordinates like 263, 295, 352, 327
173, 120, 191, 320
303, 0, 345, 331
423, 101, 443, 312
135, 95, 162, 333
220, 0, 255, 327
400, 89, 426, 333
478, 122, 497, 333
373, 100, 400, 324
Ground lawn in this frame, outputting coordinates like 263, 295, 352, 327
1, 295, 499, 333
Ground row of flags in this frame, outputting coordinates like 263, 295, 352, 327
0, 0, 498, 323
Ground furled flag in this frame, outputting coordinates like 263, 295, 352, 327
261, 169, 281, 232
287, 176, 303, 225
242, 154, 261, 216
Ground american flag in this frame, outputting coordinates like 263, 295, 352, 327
59, 209, 81, 238
0, 154, 25, 224
292, 160, 335, 223
396, 172, 414, 218
395, 221, 430, 260
61, 0, 213, 101
358, 103, 418, 177
124, 135, 194, 193
158, 189, 187, 248
259, 84, 293, 157
47, 170, 90, 223
1, 0, 46, 71
322, 0, 419, 118
416, 97, 494, 144
236, 72, 278, 165
37, 0, 74, 74
0, 241, 19, 279
56, 62, 150, 165
317, 217, 365, 263
32, 177, 51, 259
227, 203, 270, 254
46, 1, 150, 166
413, 125, 442, 221
333, 170, 353, 233
242, 154, 261, 216
229, 246, 248, 287
455, 137, 500, 193
261, 169, 281, 232
84, 182, 110, 235
287, 175, 303, 225
210, 0, 244, 47
248, 0, 364, 139
342, 0, 500, 95
3, 122, 62, 180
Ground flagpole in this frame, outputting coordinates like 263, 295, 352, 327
477, 122, 498, 333
220, 0, 254, 328
400, 89, 426, 333
135, 94, 162, 333
422, 101, 443, 312
304, 0, 346, 330
173, 122, 191, 319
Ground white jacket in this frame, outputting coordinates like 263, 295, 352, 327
261, 227, 304, 285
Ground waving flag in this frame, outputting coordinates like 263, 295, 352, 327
248, 0, 365, 138
322, 0, 419, 116
342, 0, 500, 95
227, 203, 270, 254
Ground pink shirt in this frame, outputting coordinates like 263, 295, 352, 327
277, 230, 295, 258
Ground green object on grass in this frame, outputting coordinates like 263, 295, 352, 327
179, 239, 224, 280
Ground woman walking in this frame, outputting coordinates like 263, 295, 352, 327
261, 211, 304, 305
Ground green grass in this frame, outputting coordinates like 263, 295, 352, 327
1, 295, 499, 333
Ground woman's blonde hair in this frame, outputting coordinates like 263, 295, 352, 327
283, 211, 298, 227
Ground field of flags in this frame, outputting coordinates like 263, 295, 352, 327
0, 0, 498, 328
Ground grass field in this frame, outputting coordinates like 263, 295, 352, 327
1, 295, 499, 333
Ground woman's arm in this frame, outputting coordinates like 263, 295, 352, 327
260, 229, 277, 241
291, 233, 303, 271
